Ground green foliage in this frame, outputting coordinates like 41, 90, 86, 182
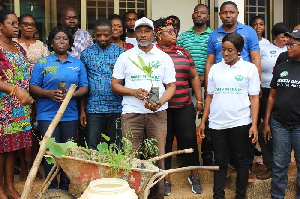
140, 138, 159, 159
45, 132, 159, 176
44, 138, 78, 164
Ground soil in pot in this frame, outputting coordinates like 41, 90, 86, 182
57, 81, 67, 99
147, 87, 159, 107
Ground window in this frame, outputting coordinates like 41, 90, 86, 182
87, 0, 114, 36
2, 0, 14, 11
119, 0, 146, 18
283, 0, 300, 29
20, 0, 81, 42
245, 0, 269, 39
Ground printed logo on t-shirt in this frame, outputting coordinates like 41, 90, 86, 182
151, 61, 161, 69
270, 50, 276, 54
280, 71, 288, 77
235, 75, 244, 81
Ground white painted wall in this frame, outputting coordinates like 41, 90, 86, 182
151, 0, 198, 34
273, 0, 283, 24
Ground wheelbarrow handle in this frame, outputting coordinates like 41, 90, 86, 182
165, 165, 219, 174
142, 170, 169, 199
148, 148, 194, 162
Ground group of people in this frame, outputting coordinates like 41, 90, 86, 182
0, 1, 300, 199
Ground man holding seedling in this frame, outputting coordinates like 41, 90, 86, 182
111, 17, 176, 199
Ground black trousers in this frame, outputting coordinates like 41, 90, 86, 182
211, 124, 250, 199
165, 103, 200, 170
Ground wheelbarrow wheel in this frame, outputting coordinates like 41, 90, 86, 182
34, 189, 75, 199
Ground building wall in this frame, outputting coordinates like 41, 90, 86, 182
273, 0, 283, 24
151, 0, 198, 34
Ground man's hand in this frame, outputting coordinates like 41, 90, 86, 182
80, 111, 87, 127
262, 123, 272, 144
132, 88, 149, 100
144, 100, 163, 112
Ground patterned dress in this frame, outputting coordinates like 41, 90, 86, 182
17, 40, 49, 77
0, 42, 32, 153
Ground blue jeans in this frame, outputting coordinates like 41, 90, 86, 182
271, 118, 300, 199
86, 113, 122, 150
39, 120, 78, 190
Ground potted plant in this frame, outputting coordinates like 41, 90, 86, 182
129, 55, 159, 107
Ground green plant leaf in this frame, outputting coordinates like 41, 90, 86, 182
45, 138, 56, 149
97, 142, 108, 155
59, 141, 78, 153
44, 154, 56, 164
49, 143, 65, 158
101, 134, 110, 142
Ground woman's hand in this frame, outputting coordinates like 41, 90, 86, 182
50, 90, 63, 102
15, 88, 34, 105
195, 103, 204, 119
249, 124, 258, 143
132, 88, 149, 100
262, 123, 272, 144
197, 122, 206, 139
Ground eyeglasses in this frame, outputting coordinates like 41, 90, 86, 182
6, 21, 19, 27
20, 22, 36, 28
161, 28, 176, 35
285, 43, 300, 49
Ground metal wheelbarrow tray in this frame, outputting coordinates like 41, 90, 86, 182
46, 148, 218, 198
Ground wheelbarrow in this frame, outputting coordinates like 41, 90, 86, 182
35, 148, 218, 199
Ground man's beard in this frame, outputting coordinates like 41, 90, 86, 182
69, 26, 78, 35
224, 23, 234, 28
127, 28, 135, 33
194, 22, 206, 27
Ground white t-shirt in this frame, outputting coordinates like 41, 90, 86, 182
207, 58, 260, 130
113, 45, 176, 114
125, 37, 138, 46
259, 37, 270, 46
260, 44, 287, 88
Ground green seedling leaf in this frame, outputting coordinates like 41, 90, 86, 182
97, 142, 109, 155
101, 134, 110, 142
59, 141, 78, 153
49, 143, 65, 158
44, 154, 56, 164
45, 138, 56, 149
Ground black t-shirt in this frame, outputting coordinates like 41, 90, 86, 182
271, 60, 300, 126
274, 51, 291, 68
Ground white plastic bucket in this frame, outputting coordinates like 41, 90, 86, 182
79, 178, 138, 199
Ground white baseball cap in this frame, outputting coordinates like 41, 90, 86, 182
134, 17, 154, 31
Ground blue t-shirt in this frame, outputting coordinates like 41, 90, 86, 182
30, 54, 88, 121
80, 43, 125, 113
207, 22, 260, 63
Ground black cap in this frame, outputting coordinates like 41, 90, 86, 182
284, 29, 300, 39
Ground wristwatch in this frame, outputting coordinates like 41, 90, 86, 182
197, 101, 204, 105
